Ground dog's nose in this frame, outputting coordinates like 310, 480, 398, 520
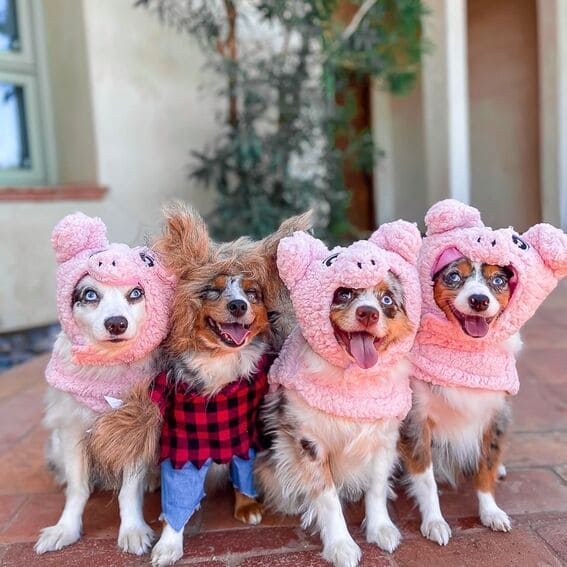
356, 305, 379, 326
228, 299, 248, 318
468, 294, 490, 312
104, 316, 128, 335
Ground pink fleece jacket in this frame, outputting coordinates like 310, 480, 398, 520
412, 199, 567, 394
269, 221, 422, 421
45, 212, 176, 412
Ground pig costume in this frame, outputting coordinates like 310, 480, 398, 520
412, 199, 567, 394
45, 212, 176, 412
269, 220, 422, 421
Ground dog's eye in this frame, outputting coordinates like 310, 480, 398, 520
491, 275, 507, 287
323, 253, 339, 267
445, 271, 462, 284
139, 252, 155, 267
84, 289, 99, 302
381, 294, 394, 306
333, 287, 353, 303
128, 287, 144, 301
512, 235, 529, 250
245, 289, 259, 302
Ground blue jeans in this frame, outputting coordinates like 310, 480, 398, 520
161, 448, 258, 532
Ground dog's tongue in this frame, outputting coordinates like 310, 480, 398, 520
463, 316, 489, 338
349, 332, 379, 369
220, 323, 250, 346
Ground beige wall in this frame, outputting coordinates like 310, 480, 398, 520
0, 0, 220, 332
467, 0, 541, 231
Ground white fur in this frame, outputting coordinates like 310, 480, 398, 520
35, 336, 153, 555
406, 333, 521, 545
151, 522, 184, 567
72, 275, 147, 343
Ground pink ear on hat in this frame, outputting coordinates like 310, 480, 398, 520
277, 231, 329, 291
425, 199, 483, 236
523, 223, 567, 278
51, 212, 109, 264
369, 220, 422, 264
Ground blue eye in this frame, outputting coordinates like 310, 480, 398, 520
381, 294, 394, 306
84, 289, 98, 302
492, 276, 505, 287
128, 287, 144, 301
445, 272, 462, 284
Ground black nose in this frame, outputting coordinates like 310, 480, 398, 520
104, 316, 128, 335
468, 294, 490, 312
356, 305, 380, 326
228, 299, 248, 318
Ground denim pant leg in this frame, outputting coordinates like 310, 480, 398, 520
229, 448, 257, 499
161, 458, 211, 532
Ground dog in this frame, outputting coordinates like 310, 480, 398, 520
86, 204, 311, 567
399, 199, 567, 546
35, 213, 175, 555
256, 221, 422, 567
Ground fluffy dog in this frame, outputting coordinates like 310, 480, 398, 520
87, 204, 311, 567
35, 213, 175, 555
256, 221, 422, 567
399, 199, 567, 545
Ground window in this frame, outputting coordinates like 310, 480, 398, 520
0, 0, 55, 186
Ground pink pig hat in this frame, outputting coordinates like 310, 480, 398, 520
50, 212, 176, 366
269, 220, 422, 421
412, 199, 567, 394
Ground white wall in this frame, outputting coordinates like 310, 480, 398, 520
0, 0, 220, 332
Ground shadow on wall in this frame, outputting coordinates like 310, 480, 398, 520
0, 323, 60, 372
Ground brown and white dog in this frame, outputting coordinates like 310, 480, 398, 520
399, 257, 515, 545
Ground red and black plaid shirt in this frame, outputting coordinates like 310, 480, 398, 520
150, 355, 271, 469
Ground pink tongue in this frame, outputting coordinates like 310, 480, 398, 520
349, 332, 379, 369
463, 316, 489, 338
221, 323, 250, 346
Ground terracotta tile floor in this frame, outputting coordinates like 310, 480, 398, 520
1, 283, 567, 566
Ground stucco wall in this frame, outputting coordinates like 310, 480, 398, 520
0, 0, 219, 332
467, 0, 541, 231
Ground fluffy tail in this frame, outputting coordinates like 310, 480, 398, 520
85, 383, 162, 483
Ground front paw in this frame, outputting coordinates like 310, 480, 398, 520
118, 523, 155, 555
34, 523, 81, 554
151, 538, 183, 567
421, 518, 452, 546
234, 494, 263, 525
322, 538, 362, 567
480, 507, 511, 532
367, 523, 401, 553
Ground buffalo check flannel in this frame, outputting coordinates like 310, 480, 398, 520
150, 355, 271, 468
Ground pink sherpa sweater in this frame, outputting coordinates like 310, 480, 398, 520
45, 212, 176, 412
412, 199, 567, 394
269, 221, 422, 421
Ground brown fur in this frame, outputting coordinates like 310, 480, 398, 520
85, 383, 162, 482
398, 417, 433, 475
473, 415, 508, 493
234, 490, 263, 524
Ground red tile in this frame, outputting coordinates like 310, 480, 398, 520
392, 527, 562, 567
506, 431, 567, 468
0, 539, 149, 567
535, 522, 567, 562
0, 354, 49, 402
0, 496, 26, 533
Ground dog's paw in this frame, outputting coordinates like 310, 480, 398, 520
367, 523, 401, 553
322, 538, 362, 567
421, 518, 452, 546
497, 464, 507, 480
151, 538, 183, 567
34, 523, 81, 554
481, 508, 511, 532
234, 494, 263, 525
118, 523, 155, 555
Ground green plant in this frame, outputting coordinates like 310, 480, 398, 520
136, 0, 425, 241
